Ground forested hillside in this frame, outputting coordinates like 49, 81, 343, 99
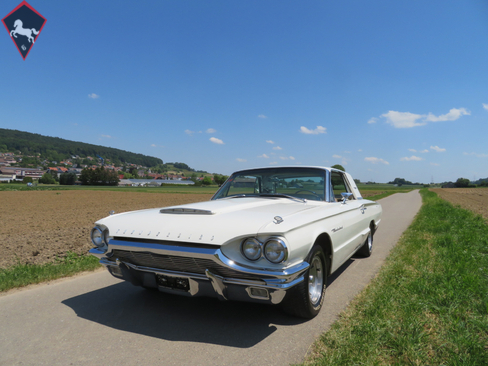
0, 128, 163, 167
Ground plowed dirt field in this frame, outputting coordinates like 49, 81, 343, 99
1, 191, 213, 269
431, 188, 488, 221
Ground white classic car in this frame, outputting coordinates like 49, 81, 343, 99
89, 166, 382, 318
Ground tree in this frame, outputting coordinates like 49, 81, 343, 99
80, 167, 119, 186
22, 177, 33, 184
202, 176, 213, 186
331, 164, 345, 172
455, 178, 470, 188
59, 172, 77, 185
48, 170, 59, 182
388, 178, 414, 186
39, 172, 56, 184
213, 174, 229, 186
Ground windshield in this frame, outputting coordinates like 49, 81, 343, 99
212, 167, 326, 201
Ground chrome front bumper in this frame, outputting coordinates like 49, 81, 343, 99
90, 238, 309, 305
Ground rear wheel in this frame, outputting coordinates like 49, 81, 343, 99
282, 244, 327, 319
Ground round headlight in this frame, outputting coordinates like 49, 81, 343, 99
91, 227, 107, 248
264, 238, 287, 263
241, 238, 262, 261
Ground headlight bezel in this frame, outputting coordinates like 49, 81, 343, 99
90, 225, 110, 252
240, 236, 288, 264
263, 237, 288, 263
241, 238, 262, 261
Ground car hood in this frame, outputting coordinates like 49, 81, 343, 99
96, 197, 320, 245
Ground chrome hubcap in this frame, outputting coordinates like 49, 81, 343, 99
308, 255, 323, 306
368, 233, 373, 251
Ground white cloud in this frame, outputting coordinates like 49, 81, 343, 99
266, 140, 274, 144
430, 163, 440, 166
289, 156, 295, 160
420, 149, 429, 153
273, 146, 283, 150
258, 114, 267, 119
365, 157, 389, 165
206, 128, 216, 133
258, 154, 269, 158
367, 117, 378, 124
333, 154, 343, 159
381, 111, 426, 128
151, 143, 164, 148
100, 134, 112, 139
300, 126, 327, 135
210, 137, 224, 145
236, 158, 246, 162
463, 152, 488, 158
424, 108, 470, 122
185, 129, 195, 135
408, 149, 417, 152
400, 155, 424, 161
379, 107, 469, 128
430, 145, 446, 152
483, 103, 488, 111
88, 93, 99, 99
269, 161, 278, 165
279, 156, 288, 160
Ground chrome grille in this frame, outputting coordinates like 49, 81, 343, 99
110, 249, 261, 281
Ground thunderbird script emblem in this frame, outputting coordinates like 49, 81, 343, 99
2, 1, 46, 60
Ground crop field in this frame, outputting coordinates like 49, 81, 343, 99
0, 191, 213, 269
430, 188, 488, 220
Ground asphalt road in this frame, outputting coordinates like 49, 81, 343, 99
0, 190, 422, 366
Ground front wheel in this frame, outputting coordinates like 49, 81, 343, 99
357, 227, 374, 257
282, 245, 327, 319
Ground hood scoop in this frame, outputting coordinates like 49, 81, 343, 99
159, 208, 215, 215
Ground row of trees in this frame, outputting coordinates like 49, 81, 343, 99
79, 167, 119, 186
387, 177, 422, 186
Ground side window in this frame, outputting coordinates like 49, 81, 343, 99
331, 172, 353, 202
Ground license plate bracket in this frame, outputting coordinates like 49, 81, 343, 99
156, 274, 190, 291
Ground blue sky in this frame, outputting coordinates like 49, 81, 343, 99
1, 0, 487, 183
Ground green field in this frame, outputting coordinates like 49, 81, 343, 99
303, 189, 488, 365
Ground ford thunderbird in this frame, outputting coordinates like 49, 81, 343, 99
89, 166, 382, 318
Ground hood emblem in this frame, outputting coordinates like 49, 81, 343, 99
273, 216, 284, 224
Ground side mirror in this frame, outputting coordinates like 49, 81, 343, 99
341, 192, 353, 204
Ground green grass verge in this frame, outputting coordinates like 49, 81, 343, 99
0, 253, 101, 292
304, 189, 488, 366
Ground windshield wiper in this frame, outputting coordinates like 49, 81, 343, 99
259, 193, 306, 203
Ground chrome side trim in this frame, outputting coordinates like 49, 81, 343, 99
160, 208, 214, 215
